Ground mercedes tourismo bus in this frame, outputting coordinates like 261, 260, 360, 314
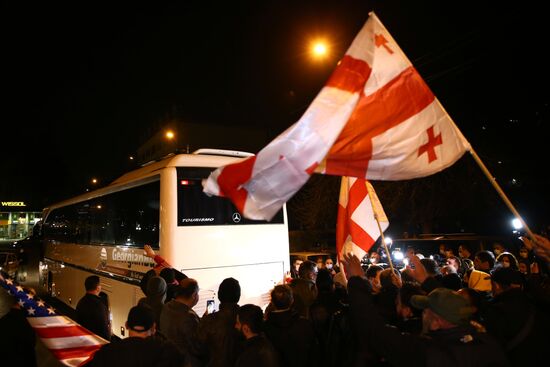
38, 150, 290, 338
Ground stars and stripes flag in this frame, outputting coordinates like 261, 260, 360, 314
203, 12, 470, 221
0, 274, 107, 367
337, 177, 388, 266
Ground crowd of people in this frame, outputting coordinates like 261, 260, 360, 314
85, 235, 550, 366
3, 235, 550, 366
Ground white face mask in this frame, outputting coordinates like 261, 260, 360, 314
326, 264, 333, 270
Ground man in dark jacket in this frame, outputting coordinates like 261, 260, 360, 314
194, 277, 243, 367
235, 304, 279, 367
290, 260, 318, 318
482, 266, 550, 366
89, 304, 183, 367
264, 285, 318, 367
76, 275, 111, 340
160, 278, 200, 367
342, 253, 510, 367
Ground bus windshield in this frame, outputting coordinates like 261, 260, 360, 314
177, 167, 283, 226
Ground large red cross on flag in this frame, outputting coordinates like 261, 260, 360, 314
336, 177, 388, 264
203, 12, 470, 221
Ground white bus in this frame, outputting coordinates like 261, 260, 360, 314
38, 150, 290, 338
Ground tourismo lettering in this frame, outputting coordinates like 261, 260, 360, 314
181, 217, 214, 223
1, 202, 26, 207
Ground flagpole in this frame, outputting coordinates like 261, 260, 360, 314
374, 213, 395, 274
365, 183, 395, 273
467, 148, 537, 239
431, 96, 537, 241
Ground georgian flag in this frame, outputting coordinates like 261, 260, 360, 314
204, 12, 470, 221
0, 275, 107, 366
337, 177, 389, 264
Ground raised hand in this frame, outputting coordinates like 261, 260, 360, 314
403, 255, 428, 283
341, 253, 365, 280
521, 235, 550, 263
143, 244, 156, 258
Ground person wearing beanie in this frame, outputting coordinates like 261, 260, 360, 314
160, 268, 180, 303
138, 276, 167, 331
194, 277, 243, 367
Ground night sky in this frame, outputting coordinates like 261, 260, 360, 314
1, 1, 548, 232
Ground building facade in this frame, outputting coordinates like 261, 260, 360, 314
0, 201, 41, 241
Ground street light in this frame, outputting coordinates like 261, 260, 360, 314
310, 39, 329, 60
165, 130, 175, 140
91, 178, 98, 185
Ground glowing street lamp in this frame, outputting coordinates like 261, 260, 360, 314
91, 178, 98, 185
165, 130, 175, 140
310, 40, 329, 60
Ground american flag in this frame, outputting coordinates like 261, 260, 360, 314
0, 274, 107, 366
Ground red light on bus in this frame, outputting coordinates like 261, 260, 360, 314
180, 180, 190, 185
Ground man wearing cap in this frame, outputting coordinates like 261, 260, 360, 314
481, 267, 550, 366
89, 304, 183, 367
342, 253, 509, 366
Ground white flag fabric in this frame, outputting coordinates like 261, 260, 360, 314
204, 12, 470, 221
336, 177, 389, 264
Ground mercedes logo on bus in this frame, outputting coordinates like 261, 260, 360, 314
232, 212, 242, 223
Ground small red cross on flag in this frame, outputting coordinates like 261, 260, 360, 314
375, 33, 394, 54
418, 125, 443, 163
